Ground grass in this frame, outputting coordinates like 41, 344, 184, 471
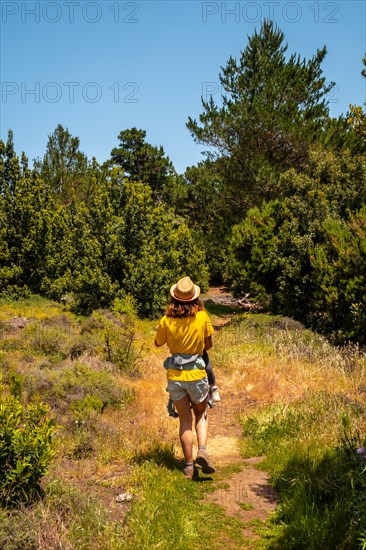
240, 502, 255, 511
1, 296, 366, 548
0, 479, 127, 550
207, 312, 366, 548
210, 312, 366, 404
203, 298, 244, 318
123, 461, 247, 549
0, 295, 65, 321
238, 391, 366, 548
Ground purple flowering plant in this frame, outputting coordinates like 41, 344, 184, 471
356, 447, 366, 460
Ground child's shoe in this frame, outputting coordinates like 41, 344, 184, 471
210, 385, 221, 402
167, 397, 179, 418
206, 395, 215, 409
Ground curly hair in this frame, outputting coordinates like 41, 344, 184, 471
165, 298, 204, 318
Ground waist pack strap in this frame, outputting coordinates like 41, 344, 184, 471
172, 354, 199, 366
163, 353, 203, 371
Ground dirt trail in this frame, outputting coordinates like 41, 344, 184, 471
200, 288, 278, 544
205, 398, 277, 544
123, 287, 278, 545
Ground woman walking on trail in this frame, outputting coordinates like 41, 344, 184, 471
155, 276, 215, 479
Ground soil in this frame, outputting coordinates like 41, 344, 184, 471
198, 288, 278, 543
51, 287, 278, 543
206, 398, 278, 545
203, 285, 261, 311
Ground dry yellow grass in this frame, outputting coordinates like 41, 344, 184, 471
2, 298, 366, 548
211, 323, 366, 407
0, 299, 64, 322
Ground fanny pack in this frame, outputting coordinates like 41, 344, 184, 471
163, 353, 205, 371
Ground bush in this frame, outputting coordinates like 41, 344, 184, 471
52, 362, 132, 413
82, 306, 140, 375
0, 382, 57, 506
227, 150, 366, 343
24, 320, 72, 359
70, 393, 104, 416
5, 342, 134, 459
310, 207, 366, 343
0, 508, 37, 549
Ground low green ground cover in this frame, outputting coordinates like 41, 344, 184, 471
1, 296, 366, 548
240, 392, 366, 549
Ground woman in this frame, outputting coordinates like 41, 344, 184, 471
155, 276, 215, 479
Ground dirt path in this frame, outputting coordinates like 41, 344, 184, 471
204, 398, 277, 545
200, 288, 278, 545
122, 287, 278, 546
74, 286, 277, 544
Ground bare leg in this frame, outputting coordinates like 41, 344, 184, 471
192, 399, 208, 448
174, 395, 194, 463
192, 397, 215, 474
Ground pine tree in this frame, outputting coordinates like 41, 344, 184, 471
110, 128, 178, 203
187, 20, 334, 212
0, 134, 53, 295
34, 124, 90, 204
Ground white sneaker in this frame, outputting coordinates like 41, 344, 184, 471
210, 386, 221, 402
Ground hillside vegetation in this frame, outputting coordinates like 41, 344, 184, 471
1, 19, 366, 549
1, 296, 366, 548
1, 21, 365, 342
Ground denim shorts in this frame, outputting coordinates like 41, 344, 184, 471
167, 377, 209, 404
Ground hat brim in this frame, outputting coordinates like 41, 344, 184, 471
170, 283, 201, 302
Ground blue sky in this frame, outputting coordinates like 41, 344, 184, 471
1, 0, 365, 174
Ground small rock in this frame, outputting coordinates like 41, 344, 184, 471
8, 316, 29, 330
116, 492, 133, 503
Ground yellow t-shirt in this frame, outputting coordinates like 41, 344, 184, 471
155, 310, 214, 382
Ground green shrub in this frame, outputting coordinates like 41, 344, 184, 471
227, 150, 366, 343
0, 508, 37, 549
112, 294, 138, 320
0, 352, 9, 375
24, 316, 77, 358
52, 362, 132, 412
310, 207, 366, 343
0, 382, 57, 506
83, 308, 140, 375
12, 360, 133, 422
70, 393, 104, 416
8, 370, 24, 399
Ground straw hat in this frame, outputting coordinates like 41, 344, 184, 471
170, 276, 200, 302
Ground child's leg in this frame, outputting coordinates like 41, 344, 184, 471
202, 350, 216, 386
166, 384, 179, 418
167, 396, 179, 417
205, 361, 216, 386
203, 350, 220, 402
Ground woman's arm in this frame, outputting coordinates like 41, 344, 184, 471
204, 335, 213, 351
155, 322, 166, 347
